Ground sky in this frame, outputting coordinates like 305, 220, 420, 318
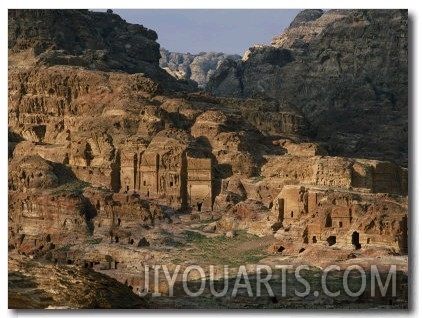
100, 9, 301, 55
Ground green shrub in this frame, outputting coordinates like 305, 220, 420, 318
183, 230, 206, 242
50, 180, 91, 195
85, 238, 102, 244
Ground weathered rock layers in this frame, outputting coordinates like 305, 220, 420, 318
8, 9, 191, 91
160, 49, 241, 89
207, 9, 408, 166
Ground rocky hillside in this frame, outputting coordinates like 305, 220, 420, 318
159, 49, 241, 89
207, 9, 408, 166
9, 253, 149, 309
8, 9, 192, 92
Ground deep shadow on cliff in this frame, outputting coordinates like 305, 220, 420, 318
207, 9, 408, 166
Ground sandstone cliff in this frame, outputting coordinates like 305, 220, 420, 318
207, 9, 408, 166
8, 9, 192, 92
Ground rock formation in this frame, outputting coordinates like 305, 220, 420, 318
8, 9, 192, 91
160, 49, 241, 89
9, 253, 149, 309
207, 9, 408, 166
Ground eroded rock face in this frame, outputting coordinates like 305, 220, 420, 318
8, 9, 191, 91
8, 155, 59, 191
8, 192, 93, 254
216, 199, 273, 237
9, 253, 149, 309
190, 109, 266, 177
208, 9, 408, 165
271, 185, 407, 253
160, 49, 241, 89
261, 155, 407, 195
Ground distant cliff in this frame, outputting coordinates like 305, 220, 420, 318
160, 49, 241, 89
207, 9, 408, 166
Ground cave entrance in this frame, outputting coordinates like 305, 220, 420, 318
399, 215, 408, 253
276, 245, 285, 253
33, 125, 46, 142
325, 214, 332, 227
84, 143, 94, 167
352, 231, 361, 249
327, 236, 336, 246
133, 154, 138, 190
312, 236, 317, 243
196, 202, 202, 212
